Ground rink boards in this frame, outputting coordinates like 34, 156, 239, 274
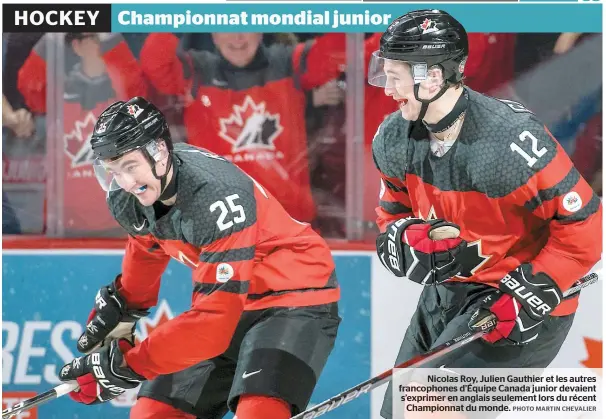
2, 250, 602, 419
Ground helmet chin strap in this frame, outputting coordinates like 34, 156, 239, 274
413, 82, 450, 122
150, 154, 179, 202
409, 82, 450, 140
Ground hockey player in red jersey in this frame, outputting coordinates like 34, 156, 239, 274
368, 10, 602, 419
58, 97, 341, 419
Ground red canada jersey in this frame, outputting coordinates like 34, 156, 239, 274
139, 34, 346, 223
107, 144, 339, 379
372, 88, 602, 317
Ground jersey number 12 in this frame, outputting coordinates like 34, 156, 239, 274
210, 194, 246, 231
510, 130, 547, 167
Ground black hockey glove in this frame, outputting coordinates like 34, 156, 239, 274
376, 218, 466, 285
60, 339, 145, 404
469, 264, 563, 346
77, 277, 149, 354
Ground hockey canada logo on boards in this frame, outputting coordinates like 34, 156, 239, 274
64, 111, 97, 169
218, 96, 285, 163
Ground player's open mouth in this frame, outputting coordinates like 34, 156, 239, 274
133, 185, 147, 195
229, 44, 248, 52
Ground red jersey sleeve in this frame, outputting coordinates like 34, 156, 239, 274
18, 37, 47, 114
371, 124, 415, 233
139, 33, 192, 97
117, 235, 171, 309
293, 34, 346, 90
517, 126, 602, 292
100, 34, 148, 100
375, 175, 415, 233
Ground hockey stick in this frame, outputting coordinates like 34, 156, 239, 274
2, 382, 78, 419
291, 270, 599, 419
2, 321, 135, 419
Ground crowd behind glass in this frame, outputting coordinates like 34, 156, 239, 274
2, 32, 602, 241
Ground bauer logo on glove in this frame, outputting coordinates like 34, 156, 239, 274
60, 339, 145, 405
377, 218, 467, 285
499, 270, 557, 318
469, 264, 564, 345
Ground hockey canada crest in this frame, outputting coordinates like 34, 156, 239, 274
126, 104, 143, 119
64, 111, 97, 168
219, 96, 283, 153
420, 18, 439, 34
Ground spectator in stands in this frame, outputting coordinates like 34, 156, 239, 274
139, 32, 346, 224
18, 33, 147, 235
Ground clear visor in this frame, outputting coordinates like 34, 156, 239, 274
93, 159, 123, 192
368, 51, 428, 88
92, 140, 163, 192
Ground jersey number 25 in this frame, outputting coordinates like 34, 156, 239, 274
210, 194, 246, 231
510, 130, 547, 168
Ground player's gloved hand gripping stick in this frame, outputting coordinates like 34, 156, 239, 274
1, 324, 137, 419
2, 281, 147, 419
288, 269, 598, 419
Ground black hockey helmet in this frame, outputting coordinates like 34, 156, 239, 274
91, 97, 174, 192
91, 96, 172, 161
368, 9, 468, 88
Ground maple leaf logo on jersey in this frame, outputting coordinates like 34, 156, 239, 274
134, 300, 174, 345
219, 96, 283, 153
420, 18, 439, 34
421, 205, 491, 278
64, 112, 97, 168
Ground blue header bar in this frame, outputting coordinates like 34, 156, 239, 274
111, 3, 603, 33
